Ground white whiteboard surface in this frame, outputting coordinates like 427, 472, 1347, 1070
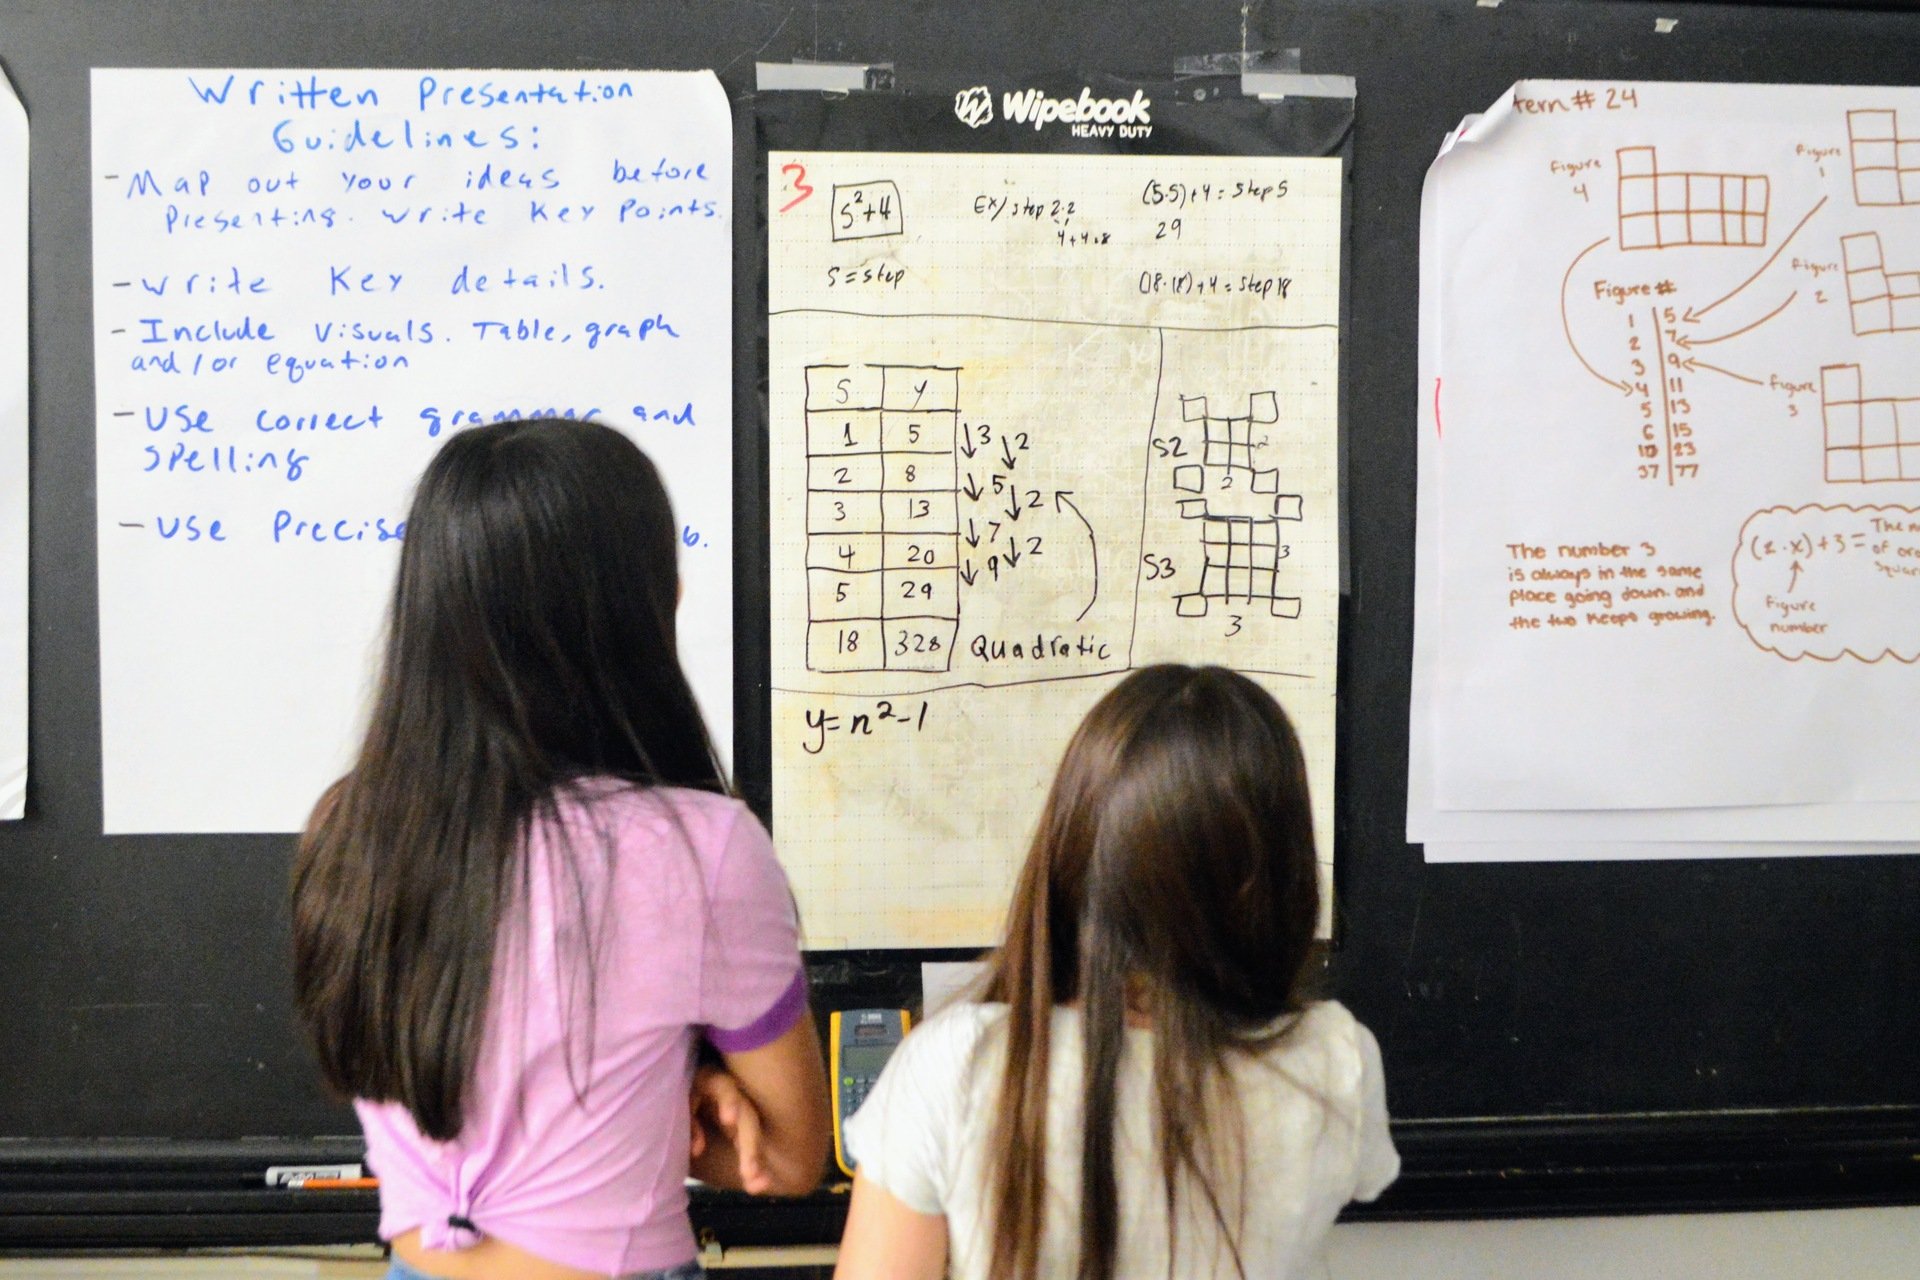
92, 69, 733, 833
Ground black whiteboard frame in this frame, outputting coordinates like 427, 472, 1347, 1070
1, 1109, 1918, 1248
0, 0, 1918, 1249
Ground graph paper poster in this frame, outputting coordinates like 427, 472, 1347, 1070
768, 151, 1342, 948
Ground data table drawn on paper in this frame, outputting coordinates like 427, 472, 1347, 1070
769, 150, 1343, 948
803, 362, 963, 675
1424, 81, 1920, 820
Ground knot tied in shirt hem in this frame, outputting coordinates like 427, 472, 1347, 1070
422, 1213, 482, 1250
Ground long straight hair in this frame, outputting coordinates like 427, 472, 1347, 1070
290, 418, 724, 1141
981, 665, 1321, 1280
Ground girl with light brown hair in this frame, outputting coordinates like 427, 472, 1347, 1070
834, 664, 1397, 1280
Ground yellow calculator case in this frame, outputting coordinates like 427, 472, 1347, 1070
830, 1008, 912, 1178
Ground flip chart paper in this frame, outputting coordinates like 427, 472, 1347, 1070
1424, 82, 1920, 817
768, 150, 1343, 948
92, 69, 733, 833
920, 960, 986, 1017
1417, 140, 1919, 851
1, 73, 25, 819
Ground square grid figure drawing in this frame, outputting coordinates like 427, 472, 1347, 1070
1821, 363, 1920, 484
1171, 391, 1305, 619
1847, 109, 1920, 207
1616, 146, 1769, 250
1840, 231, 1920, 334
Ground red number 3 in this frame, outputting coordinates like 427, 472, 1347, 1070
778, 162, 814, 213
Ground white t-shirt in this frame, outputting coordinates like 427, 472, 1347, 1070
843, 999, 1398, 1280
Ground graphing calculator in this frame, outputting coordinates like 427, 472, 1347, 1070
830, 1008, 911, 1177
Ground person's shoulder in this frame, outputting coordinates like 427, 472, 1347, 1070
870, 1002, 1002, 1135
558, 779, 751, 847
890, 1000, 1001, 1079
1290, 998, 1364, 1042
649, 783, 754, 834
1252, 1000, 1379, 1096
918, 998, 1003, 1040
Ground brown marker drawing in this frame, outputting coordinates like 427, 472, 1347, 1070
1846, 109, 1920, 207
1617, 146, 1770, 250
1684, 196, 1826, 322
1731, 503, 1920, 664
1560, 236, 1632, 394
1818, 364, 1920, 484
1839, 230, 1920, 334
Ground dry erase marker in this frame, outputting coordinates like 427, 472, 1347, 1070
264, 1163, 365, 1188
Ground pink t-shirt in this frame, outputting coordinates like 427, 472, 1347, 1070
356, 783, 806, 1274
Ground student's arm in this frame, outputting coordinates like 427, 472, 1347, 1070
833, 1009, 964, 1280
834, 1172, 949, 1280
698, 807, 830, 1195
689, 1064, 769, 1193
708, 1011, 831, 1196
1350, 1019, 1401, 1200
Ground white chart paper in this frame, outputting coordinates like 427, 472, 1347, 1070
92, 69, 733, 833
919, 960, 986, 1017
769, 151, 1343, 948
1416, 132, 1916, 857
0, 71, 25, 819
1423, 82, 1920, 821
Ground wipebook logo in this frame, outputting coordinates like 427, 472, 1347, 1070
984, 87, 1155, 139
953, 86, 994, 129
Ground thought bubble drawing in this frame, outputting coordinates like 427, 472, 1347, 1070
1731, 504, 1920, 662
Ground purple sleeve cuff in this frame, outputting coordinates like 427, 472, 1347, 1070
705, 968, 809, 1054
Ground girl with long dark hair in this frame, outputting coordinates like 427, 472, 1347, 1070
834, 664, 1397, 1280
292, 419, 829, 1280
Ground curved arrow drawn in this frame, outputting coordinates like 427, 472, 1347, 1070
1680, 355, 1762, 386
1561, 237, 1632, 394
1054, 490, 1098, 622
1688, 291, 1797, 347
1686, 195, 1827, 323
